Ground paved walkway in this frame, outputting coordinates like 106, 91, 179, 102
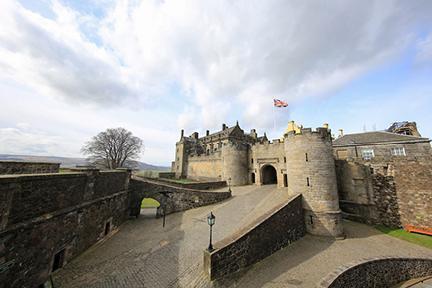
53, 185, 432, 288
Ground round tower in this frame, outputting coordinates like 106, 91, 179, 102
222, 141, 249, 186
284, 127, 343, 238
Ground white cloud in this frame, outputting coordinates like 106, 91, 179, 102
1, 0, 432, 164
416, 33, 432, 63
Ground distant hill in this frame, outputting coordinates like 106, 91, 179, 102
0, 154, 170, 171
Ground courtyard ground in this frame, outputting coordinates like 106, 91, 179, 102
53, 185, 432, 288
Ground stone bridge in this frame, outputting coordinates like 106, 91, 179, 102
128, 177, 232, 217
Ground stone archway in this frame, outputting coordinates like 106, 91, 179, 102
261, 165, 277, 185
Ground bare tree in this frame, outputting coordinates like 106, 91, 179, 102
81, 128, 144, 169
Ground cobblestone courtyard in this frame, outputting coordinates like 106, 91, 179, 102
53, 185, 432, 288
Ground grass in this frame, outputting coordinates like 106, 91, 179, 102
141, 198, 160, 208
375, 225, 432, 250
164, 178, 196, 184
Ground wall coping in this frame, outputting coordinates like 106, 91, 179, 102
132, 176, 231, 194
0, 172, 86, 182
0, 160, 61, 165
317, 256, 432, 288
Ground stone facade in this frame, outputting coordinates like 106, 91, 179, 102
336, 157, 432, 230
319, 257, 432, 288
203, 194, 305, 280
0, 169, 130, 288
285, 128, 343, 237
0, 161, 60, 175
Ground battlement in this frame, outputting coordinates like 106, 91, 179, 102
285, 126, 332, 141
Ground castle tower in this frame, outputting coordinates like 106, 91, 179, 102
284, 127, 343, 238
174, 130, 187, 178
222, 141, 249, 186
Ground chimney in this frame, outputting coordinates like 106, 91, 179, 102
180, 129, 184, 138
206, 130, 210, 136
222, 123, 226, 131
192, 132, 199, 139
323, 123, 329, 129
338, 129, 344, 138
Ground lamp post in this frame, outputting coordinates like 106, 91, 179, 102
207, 212, 216, 252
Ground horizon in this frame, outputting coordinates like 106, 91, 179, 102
1, 1, 432, 166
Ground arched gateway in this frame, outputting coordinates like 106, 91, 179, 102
261, 165, 277, 185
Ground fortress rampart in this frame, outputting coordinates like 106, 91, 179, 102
0, 168, 130, 287
284, 127, 343, 237
0, 161, 60, 175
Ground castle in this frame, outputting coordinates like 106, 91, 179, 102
174, 121, 432, 237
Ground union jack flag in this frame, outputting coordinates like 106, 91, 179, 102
273, 99, 288, 107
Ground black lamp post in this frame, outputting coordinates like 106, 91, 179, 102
207, 212, 216, 252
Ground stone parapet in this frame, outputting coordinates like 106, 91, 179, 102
203, 194, 305, 280
318, 257, 432, 288
0, 161, 60, 175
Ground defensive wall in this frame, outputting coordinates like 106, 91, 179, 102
203, 194, 305, 280
0, 168, 130, 287
318, 257, 432, 288
336, 157, 432, 231
0, 161, 60, 175
143, 176, 227, 190
285, 128, 343, 238
129, 177, 232, 217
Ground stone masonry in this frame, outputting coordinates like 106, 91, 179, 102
0, 161, 60, 175
0, 168, 130, 288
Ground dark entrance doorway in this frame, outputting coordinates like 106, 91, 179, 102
251, 173, 255, 184
261, 165, 277, 185
283, 174, 288, 187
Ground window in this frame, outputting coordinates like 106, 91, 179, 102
105, 221, 111, 236
305, 153, 308, 162
361, 149, 374, 160
284, 157, 287, 163
306, 177, 310, 186
391, 147, 405, 156
251, 158, 254, 164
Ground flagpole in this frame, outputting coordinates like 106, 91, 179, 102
273, 102, 276, 131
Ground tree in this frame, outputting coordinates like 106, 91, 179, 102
81, 128, 144, 169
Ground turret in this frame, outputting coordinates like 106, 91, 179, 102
284, 126, 343, 238
222, 142, 249, 186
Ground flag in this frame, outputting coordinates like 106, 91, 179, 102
273, 99, 288, 107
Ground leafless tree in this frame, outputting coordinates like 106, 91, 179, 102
81, 128, 144, 169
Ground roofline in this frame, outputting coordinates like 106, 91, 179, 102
333, 139, 431, 147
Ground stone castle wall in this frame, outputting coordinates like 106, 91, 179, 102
336, 158, 432, 230
222, 142, 249, 186
392, 159, 432, 230
285, 128, 343, 237
0, 161, 60, 175
0, 169, 130, 288
250, 141, 286, 187
203, 194, 305, 280
319, 257, 432, 288
187, 152, 223, 181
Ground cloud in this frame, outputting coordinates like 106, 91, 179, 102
0, 126, 63, 155
1, 0, 432, 161
416, 33, 432, 63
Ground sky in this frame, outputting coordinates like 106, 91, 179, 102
0, 0, 431, 166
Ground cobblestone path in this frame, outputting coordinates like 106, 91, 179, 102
53, 185, 432, 288
53, 185, 284, 288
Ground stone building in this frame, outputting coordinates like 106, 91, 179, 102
173, 120, 432, 236
174, 121, 344, 237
